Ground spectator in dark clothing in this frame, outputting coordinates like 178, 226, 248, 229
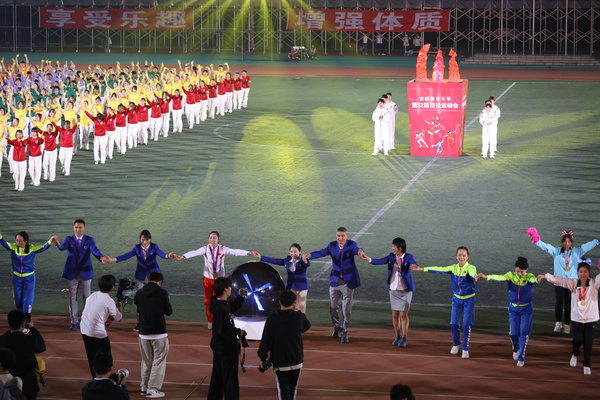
390, 383, 415, 400
134, 272, 172, 399
82, 352, 130, 400
207, 277, 247, 400
257, 290, 311, 400
0, 310, 45, 400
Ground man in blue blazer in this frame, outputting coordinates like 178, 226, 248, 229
56, 219, 107, 331
303, 227, 365, 343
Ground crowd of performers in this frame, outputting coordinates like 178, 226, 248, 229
0, 55, 252, 191
1, 223, 599, 382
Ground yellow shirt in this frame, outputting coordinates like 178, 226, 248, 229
62, 109, 78, 126
7, 125, 19, 140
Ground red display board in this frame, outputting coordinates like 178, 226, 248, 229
406, 80, 468, 157
287, 9, 450, 32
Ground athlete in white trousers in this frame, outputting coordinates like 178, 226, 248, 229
479, 102, 499, 159
372, 99, 390, 156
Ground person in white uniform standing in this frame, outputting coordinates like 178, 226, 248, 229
386, 92, 398, 150
479, 100, 499, 159
372, 98, 390, 156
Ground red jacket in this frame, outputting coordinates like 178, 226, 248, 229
127, 108, 138, 124
159, 98, 170, 114
217, 81, 226, 95
136, 105, 150, 122
52, 122, 77, 147
105, 113, 116, 131
43, 131, 58, 151
224, 78, 233, 93
233, 78, 243, 91
241, 75, 251, 89
207, 85, 218, 99
85, 111, 107, 136
27, 136, 44, 157
6, 139, 27, 161
115, 110, 129, 127
148, 100, 162, 118
182, 87, 196, 104
170, 94, 183, 110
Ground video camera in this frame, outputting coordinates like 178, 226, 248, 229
109, 368, 129, 385
115, 278, 135, 308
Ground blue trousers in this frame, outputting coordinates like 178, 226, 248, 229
509, 304, 533, 362
450, 295, 475, 350
13, 273, 35, 313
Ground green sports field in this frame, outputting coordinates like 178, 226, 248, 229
1, 71, 599, 337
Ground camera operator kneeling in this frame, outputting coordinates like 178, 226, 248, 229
82, 352, 130, 400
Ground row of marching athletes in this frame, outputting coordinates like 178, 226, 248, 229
0, 60, 251, 191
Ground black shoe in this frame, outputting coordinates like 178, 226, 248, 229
332, 327, 340, 338
133, 324, 139, 332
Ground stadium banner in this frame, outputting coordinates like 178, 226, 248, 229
287, 9, 450, 32
39, 7, 192, 30
406, 80, 468, 157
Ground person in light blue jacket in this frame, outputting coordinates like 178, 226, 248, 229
528, 228, 599, 335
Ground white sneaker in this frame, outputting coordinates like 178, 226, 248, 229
517, 361, 525, 367
570, 354, 577, 367
563, 324, 570, 334
207, 322, 212, 330
462, 350, 469, 359
554, 322, 563, 333
584, 367, 591, 375
513, 352, 519, 361
450, 345, 460, 355
146, 388, 165, 398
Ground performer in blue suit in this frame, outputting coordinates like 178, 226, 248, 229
360, 237, 418, 348
109, 230, 175, 291
56, 219, 108, 331
254, 243, 311, 313
303, 227, 365, 343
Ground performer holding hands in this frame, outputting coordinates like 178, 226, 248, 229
173, 231, 258, 329
252, 243, 311, 313
0, 228, 58, 326
477, 257, 541, 367
538, 259, 600, 375
527, 227, 599, 334
412, 246, 478, 358
303, 227, 365, 344
359, 237, 417, 348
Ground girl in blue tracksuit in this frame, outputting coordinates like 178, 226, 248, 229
0, 229, 55, 321
255, 243, 310, 313
478, 256, 540, 367
413, 246, 478, 358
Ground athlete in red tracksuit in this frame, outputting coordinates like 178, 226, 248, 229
26, 128, 44, 186
53, 121, 77, 176
42, 125, 58, 181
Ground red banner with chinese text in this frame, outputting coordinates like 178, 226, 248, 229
287, 9, 450, 32
39, 7, 193, 30
407, 80, 468, 157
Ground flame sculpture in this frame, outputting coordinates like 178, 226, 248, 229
431, 49, 445, 82
415, 43, 430, 82
448, 49, 461, 81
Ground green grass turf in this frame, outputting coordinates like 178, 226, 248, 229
1, 76, 599, 338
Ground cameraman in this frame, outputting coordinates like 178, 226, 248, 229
207, 277, 247, 400
257, 290, 311, 400
82, 352, 129, 400
80, 275, 122, 378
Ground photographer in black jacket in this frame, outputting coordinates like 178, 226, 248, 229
257, 290, 311, 400
81, 352, 129, 400
207, 277, 247, 400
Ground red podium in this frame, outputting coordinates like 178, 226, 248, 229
406, 80, 468, 157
